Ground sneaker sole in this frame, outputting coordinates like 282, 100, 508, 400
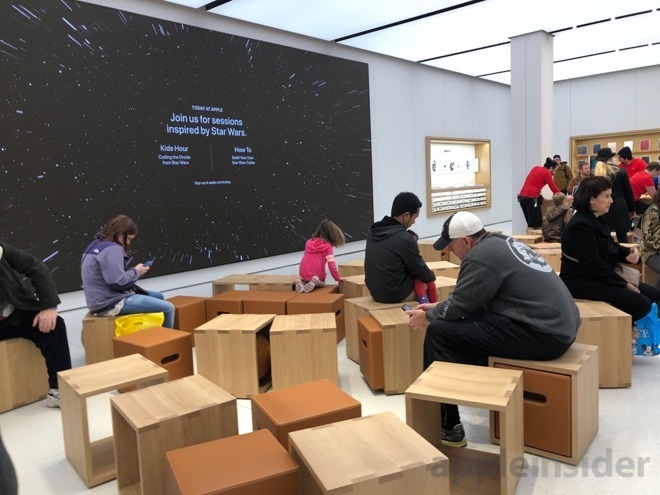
441, 438, 468, 448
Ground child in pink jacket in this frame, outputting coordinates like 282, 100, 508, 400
296, 220, 345, 292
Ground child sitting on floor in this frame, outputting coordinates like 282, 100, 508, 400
296, 219, 345, 292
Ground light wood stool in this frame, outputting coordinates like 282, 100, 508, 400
270, 313, 338, 389
286, 291, 346, 342
343, 296, 415, 364
113, 327, 193, 391
337, 259, 364, 277
489, 343, 599, 465
406, 362, 524, 495
0, 338, 48, 413
575, 300, 632, 388
289, 411, 449, 495
251, 378, 361, 450
427, 261, 460, 279
166, 429, 299, 495
338, 274, 370, 299
195, 314, 275, 398
358, 317, 384, 390
81, 313, 118, 364
511, 234, 543, 245
57, 354, 168, 487
369, 307, 425, 395
418, 238, 449, 263
111, 375, 238, 495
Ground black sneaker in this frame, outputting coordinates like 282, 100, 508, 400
441, 423, 467, 447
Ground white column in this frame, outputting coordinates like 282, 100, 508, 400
510, 31, 553, 233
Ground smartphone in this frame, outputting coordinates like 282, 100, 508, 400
401, 304, 413, 311
143, 259, 154, 267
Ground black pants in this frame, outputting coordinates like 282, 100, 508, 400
0, 310, 72, 389
424, 311, 573, 428
565, 280, 660, 322
518, 195, 544, 228
0, 433, 17, 495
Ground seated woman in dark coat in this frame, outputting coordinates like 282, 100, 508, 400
560, 176, 660, 321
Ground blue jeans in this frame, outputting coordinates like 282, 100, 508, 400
119, 291, 175, 328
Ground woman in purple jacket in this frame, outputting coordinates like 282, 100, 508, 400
81, 215, 175, 328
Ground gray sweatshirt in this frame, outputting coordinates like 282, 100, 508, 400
427, 234, 579, 342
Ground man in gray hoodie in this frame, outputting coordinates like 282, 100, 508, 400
407, 211, 580, 448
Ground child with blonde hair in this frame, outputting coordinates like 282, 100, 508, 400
296, 219, 345, 292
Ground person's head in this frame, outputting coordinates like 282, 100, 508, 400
312, 219, 346, 248
596, 147, 616, 163
573, 176, 613, 216
544, 157, 558, 174
391, 192, 422, 229
552, 192, 567, 207
617, 146, 633, 164
646, 161, 660, 177
578, 160, 590, 177
593, 160, 616, 180
97, 215, 138, 252
433, 211, 486, 260
553, 154, 562, 165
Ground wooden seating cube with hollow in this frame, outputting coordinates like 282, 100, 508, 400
270, 313, 338, 389
166, 429, 300, 495
289, 412, 449, 495
195, 314, 275, 398
406, 362, 524, 495
166, 295, 208, 344
338, 259, 364, 277
286, 291, 346, 342
0, 338, 48, 413
111, 375, 238, 495
358, 316, 385, 390
338, 274, 370, 299
243, 290, 299, 315
489, 343, 599, 465
81, 313, 118, 364
427, 261, 460, 279
57, 354, 168, 488
205, 290, 253, 319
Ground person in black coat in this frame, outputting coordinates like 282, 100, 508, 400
560, 176, 660, 321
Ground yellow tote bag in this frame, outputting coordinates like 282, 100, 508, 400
114, 312, 165, 337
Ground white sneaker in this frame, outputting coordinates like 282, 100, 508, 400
45, 391, 60, 408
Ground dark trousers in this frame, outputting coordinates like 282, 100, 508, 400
518, 195, 543, 228
424, 311, 573, 428
0, 433, 17, 495
0, 310, 72, 389
565, 280, 660, 322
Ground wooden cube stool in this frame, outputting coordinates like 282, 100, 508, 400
489, 343, 599, 465
338, 274, 370, 299
289, 412, 449, 495
111, 375, 238, 495
406, 362, 524, 495
58, 354, 168, 487
81, 313, 118, 364
248, 274, 299, 292
0, 338, 48, 413
212, 274, 263, 294
243, 290, 298, 315
357, 316, 384, 390
286, 292, 346, 342
251, 378, 361, 450
113, 327, 193, 387
343, 296, 415, 364
166, 429, 300, 495
418, 238, 449, 263
531, 248, 561, 272
205, 290, 253, 319
270, 313, 338, 389
434, 276, 458, 301
575, 300, 632, 388
511, 234, 543, 245
166, 295, 208, 344
337, 259, 364, 277
369, 307, 425, 395
195, 314, 275, 398
427, 261, 460, 279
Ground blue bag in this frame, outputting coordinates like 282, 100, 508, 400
634, 303, 660, 357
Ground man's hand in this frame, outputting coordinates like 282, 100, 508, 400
32, 308, 58, 333
415, 302, 439, 312
406, 309, 430, 331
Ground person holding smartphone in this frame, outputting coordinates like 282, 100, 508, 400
80, 215, 175, 328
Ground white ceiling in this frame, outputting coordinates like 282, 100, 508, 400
164, 0, 660, 84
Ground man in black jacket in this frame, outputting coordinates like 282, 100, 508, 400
0, 241, 71, 408
364, 192, 435, 303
